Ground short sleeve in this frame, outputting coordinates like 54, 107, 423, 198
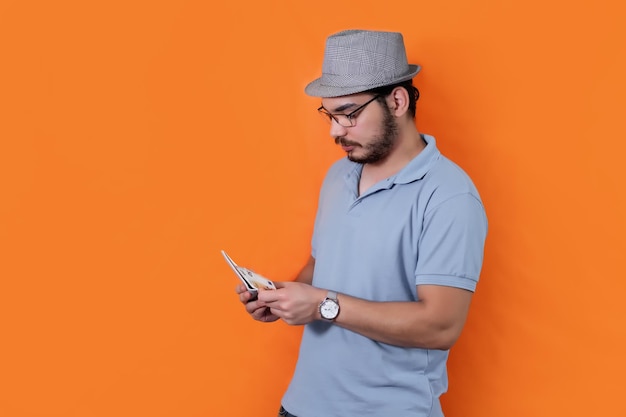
415, 193, 488, 292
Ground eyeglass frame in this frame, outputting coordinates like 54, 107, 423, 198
317, 95, 381, 127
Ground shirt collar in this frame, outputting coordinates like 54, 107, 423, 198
391, 134, 440, 185
342, 134, 441, 198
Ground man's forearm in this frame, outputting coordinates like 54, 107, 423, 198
330, 286, 472, 350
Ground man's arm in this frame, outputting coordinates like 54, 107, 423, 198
258, 283, 473, 350
294, 256, 315, 284
332, 285, 472, 349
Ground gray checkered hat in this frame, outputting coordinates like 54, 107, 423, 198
305, 30, 421, 98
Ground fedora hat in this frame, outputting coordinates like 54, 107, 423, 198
305, 29, 421, 98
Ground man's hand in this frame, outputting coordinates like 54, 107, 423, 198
257, 281, 327, 326
235, 284, 279, 323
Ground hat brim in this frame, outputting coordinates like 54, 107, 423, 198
304, 64, 421, 98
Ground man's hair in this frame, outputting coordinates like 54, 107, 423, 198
367, 80, 420, 119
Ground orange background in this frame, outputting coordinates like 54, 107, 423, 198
1, 1, 625, 416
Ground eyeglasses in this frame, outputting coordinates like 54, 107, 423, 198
317, 95, 380, 127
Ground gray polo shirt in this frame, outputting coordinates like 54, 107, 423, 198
282, 135, 487, 417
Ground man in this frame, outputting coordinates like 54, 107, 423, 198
236, 29, 488, 417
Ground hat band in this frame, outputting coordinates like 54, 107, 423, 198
318, 70, 412, 89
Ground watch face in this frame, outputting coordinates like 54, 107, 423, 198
320, 299, 339, 320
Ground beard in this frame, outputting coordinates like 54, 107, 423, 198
335, 103, 399, 164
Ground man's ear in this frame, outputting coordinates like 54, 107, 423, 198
387, 86, 410, 117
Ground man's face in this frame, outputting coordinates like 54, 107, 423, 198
320, 94, 399, 164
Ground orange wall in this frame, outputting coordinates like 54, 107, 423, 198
1, 1, 625, 416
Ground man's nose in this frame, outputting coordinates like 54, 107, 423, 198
329, 119, 348, 138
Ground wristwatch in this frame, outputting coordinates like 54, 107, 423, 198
319, 290, 340, 321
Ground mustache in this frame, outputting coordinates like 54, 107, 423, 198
334, 137, 360, 147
